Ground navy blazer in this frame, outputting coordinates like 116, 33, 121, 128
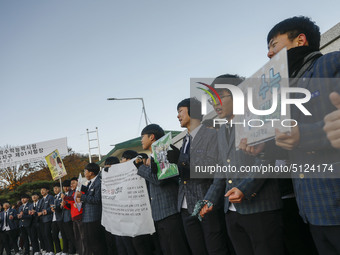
290, 51, 340, 226
205, 125, 282, 214
18, 203, 32, 228
62, 190, 73, 223
81, 176, 102, 223
38, 194, 55, 223
138, 163, 179, 222
177, 126, 220, 214
0, 209, 18, 231
29, 200, 42, 224
53, 193, 63, 222
264, 51, 340, 225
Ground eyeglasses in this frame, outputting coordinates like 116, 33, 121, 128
208, 95, 231, 105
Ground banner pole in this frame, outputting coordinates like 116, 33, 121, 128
59, 177, 63, 192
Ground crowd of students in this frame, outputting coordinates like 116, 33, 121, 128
1, 15, 340, 255
0, 180, 78, 255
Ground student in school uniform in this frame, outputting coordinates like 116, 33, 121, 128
76, 163, 108, 255
37, 186, 55, 255
29, 192, 44, 255
17, 194, 33, 255
0, 201, 20, 255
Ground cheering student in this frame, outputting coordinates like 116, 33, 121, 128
51, 183, 63, 255
37, 186, 55, 255
76, 163, 108, 255
176, 98, 232, 255
62, 177, 85, 255
59, 179, 77, 255
135, 124, 191, 255
17, 194, 32, 255
29, 192, 45, 255
0, 201, 20, 255
198, 74, 285, 255
240, 16, 340, 255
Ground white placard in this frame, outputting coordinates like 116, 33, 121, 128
234, 48, 290, 147
101, 159, 155, 237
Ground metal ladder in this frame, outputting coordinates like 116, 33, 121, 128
86, 127, 101, 163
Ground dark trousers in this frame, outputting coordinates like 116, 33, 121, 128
155, 213, 191, 255
281, 198, 318, 255
73, 220, 87, 255
225, 210, 285, 255
39, 220, 46, 251
30, 222, 41, 253
105, 230, 118, 255
52, 221, 62, 253
181, 208, 230, 255
116, 236, 137, 255
151, 232, 163, 255
133, 234, 154, 255
20, 226, 31, 255
309, 224, 340, 255
83, 220, 108, 255
0, 229, 19, 254
62, 221, 76, 254
42, 221, 54, 252
0, 236, 3, 255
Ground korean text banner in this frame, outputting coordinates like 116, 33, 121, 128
45, 149, 68, 181
0, 137, 68, 168
101, 159, 155, 237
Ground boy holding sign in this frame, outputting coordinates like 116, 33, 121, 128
136, 124, 191, 255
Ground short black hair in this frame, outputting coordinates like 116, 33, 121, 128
56, 157, 62, 164
121, 150, 138, 160
138, 153, 148, 159
85, 163, 100, 176
141, 124, 165, 140
53, 182, 61, 188
70, 177, 78, 181
105, 156, 120, 166
41, 185, 50, 190
32, 192, 39, 196
210, 74, 244, 97
177, 97, 202, 121
267, 16, 320, 50
21, 194, 30, 199
62, 179, 71, 187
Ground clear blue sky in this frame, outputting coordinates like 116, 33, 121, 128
1, 0, 339, 155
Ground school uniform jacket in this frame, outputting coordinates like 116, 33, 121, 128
269, 51, 340, 225
138, 163, 179, 222
18, 203, 32, 228
81, 176, 102, 223
205, 124, 282, 214
177, 125, 220, 214
0, 209, 18, 230
38, 194, 55, 223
